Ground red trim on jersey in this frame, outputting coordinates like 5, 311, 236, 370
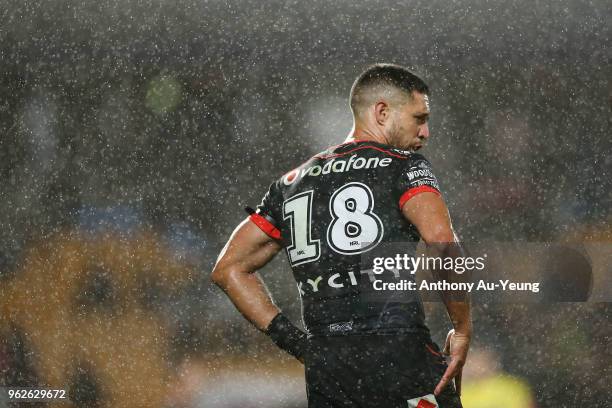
399, 186, 441, 209
315, 145, 408, 160
249, 213, 281, 240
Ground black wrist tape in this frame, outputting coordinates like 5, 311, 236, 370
265, 313, 307, 360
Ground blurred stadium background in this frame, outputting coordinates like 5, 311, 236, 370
0, 0, 610, 407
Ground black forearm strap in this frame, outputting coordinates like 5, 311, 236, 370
265, 313, 307, 360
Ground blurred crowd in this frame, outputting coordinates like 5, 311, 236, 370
1, 1, 610, 407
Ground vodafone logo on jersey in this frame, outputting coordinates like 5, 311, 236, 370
283, 168, 300, 185
282, 155, 393, 186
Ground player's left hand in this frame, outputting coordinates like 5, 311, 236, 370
434, 329, 470, 396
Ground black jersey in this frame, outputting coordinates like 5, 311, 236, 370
248, 140, 442, 336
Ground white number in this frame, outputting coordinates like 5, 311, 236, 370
283, 190, 321, 266
283, 183, 384, 266
327, 182, 383, 255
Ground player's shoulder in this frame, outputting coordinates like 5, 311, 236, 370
402, 151, 433, 167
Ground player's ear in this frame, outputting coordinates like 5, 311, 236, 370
374, 100, 389, 126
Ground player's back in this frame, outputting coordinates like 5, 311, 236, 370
251, 139, 442, 335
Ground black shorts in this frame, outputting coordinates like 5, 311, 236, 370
304, 333, 463, 408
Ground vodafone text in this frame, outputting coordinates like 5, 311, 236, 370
283, 155, 392, 185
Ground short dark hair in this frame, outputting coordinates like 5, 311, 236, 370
350, 64, 429, 116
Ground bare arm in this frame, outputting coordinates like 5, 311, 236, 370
211, 218, 283, 331
402, 192, 472, 395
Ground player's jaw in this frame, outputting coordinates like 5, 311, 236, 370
406, 135, 427, 152
409, 130, 427, 151
387, 116, 426, 151
413, 133, 428, 151
393, 95, 431, 151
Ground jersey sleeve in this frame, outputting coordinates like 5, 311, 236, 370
397, 154, 442, 210
246, 180, 283, 240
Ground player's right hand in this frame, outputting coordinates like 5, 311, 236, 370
266, 313, 309, 362
434, 329, 470, 396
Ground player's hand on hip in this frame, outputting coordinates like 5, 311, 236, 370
434, 329, 470, 396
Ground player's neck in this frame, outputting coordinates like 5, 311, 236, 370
346, 125, 392, 146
